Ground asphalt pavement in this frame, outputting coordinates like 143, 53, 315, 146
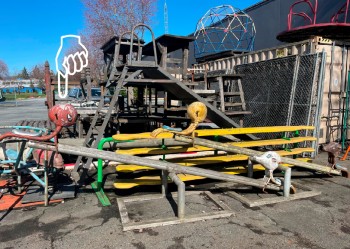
0, 99, 350, 248
0, 98, 48, 126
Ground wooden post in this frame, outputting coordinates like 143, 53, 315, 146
182, 47, 189, 81
218, 76, 225, 112
158, 43, 167, 69
44, 61, 53, 109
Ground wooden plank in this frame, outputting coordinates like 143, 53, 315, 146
112, 126, 315, 140
224, 92, 240, 96
225, 111, 252, 115
237, 79, 247, 111
224, 103, 243, 107
116, 198, 130, 223
122, 210, 233, 231
204, 191, 232, 211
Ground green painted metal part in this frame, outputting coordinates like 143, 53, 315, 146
342, 71, 350, 150
92, 137, 133, 206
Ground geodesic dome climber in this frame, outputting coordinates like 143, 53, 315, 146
194, 5, 256, 59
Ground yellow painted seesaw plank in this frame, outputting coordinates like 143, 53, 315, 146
112, 125, 314, 141
116, 147, 315, 172
115, 136, 316, 156
114, 158, 311, 189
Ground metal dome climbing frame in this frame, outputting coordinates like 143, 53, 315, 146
194, 5, 256, 59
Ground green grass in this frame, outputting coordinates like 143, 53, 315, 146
4, 92, 46, 100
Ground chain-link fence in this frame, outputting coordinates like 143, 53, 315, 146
232, 53, 324, 145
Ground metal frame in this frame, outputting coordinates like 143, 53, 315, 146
0, 126, 51, 206
194, 5, 256, 59
288, 0, 318, 30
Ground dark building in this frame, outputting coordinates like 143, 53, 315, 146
181, 0, 347, 65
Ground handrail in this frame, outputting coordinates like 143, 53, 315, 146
331, 0, 350, 23
129, 23, 157, 66
288, 0, 318, 30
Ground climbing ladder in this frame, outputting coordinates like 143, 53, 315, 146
192, 70, 251, 126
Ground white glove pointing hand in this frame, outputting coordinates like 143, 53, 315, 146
55, 35, 88, 98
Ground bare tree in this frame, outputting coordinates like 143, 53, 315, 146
31, 64, 45, 80
31, 64, 46, 89
81, 0, 157, 79
0, 59, 9, 79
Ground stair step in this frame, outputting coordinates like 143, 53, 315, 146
224, 92, 241, 96
193, 89, 216, 95
225, 111, 252, 116
166, 107, 187, 111
124, 79, 175, 84
225, 102, 243, 107
184, 82, 199, 86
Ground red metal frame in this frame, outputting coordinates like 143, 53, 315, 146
331, 0, 350, 23
288, 0, 318, 30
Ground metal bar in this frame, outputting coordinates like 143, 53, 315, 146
169, 172, 185, 219
27, 171, 46, 187
326, 42, 335, 143
313, 51, 327, 156
305, 53, 320, 144
44, 150, 48, 206
28, 142, 282, 191
161, 170, 169, 197
15, 141, 27, 193
287, 55, 300, 126
279, 165, 291, 198
247, 159, 253, 178
174, 136, 341, 175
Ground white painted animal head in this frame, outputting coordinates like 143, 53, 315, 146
252, 151, 281, 171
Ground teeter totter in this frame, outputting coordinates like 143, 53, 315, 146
29, 102, 345, 207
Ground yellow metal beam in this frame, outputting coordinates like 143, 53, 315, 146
112, 126, 314, 141
116, 136, 316, 155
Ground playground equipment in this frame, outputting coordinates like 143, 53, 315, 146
71, 23, 258, 184
28, 118, 345, 230
277, 0, 350, 42
194, 5, 256, 61
0, 104, 77, 205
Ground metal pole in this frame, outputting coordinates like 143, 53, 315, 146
326, 42, 335, 143
174, 136, 342, 176
313, 51, 327, 156
286, 56, 300, 126
247, 159, 254, 178
44, 150, 49, 206
279, 165, 291, 198
161, 170, 169, 197
15, 141, 27, 193
169, 172, 185, 219
28, 142, 282, 191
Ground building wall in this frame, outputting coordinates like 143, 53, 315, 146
185, 0, 346, 65
246, 0, 345, 51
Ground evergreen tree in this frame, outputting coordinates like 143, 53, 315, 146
21, 67, 30, 79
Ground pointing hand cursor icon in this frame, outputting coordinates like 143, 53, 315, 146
55, 35, 89, 99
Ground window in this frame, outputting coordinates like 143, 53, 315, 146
91, 88, 101, 97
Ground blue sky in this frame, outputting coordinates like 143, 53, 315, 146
0, 0, 260, 75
